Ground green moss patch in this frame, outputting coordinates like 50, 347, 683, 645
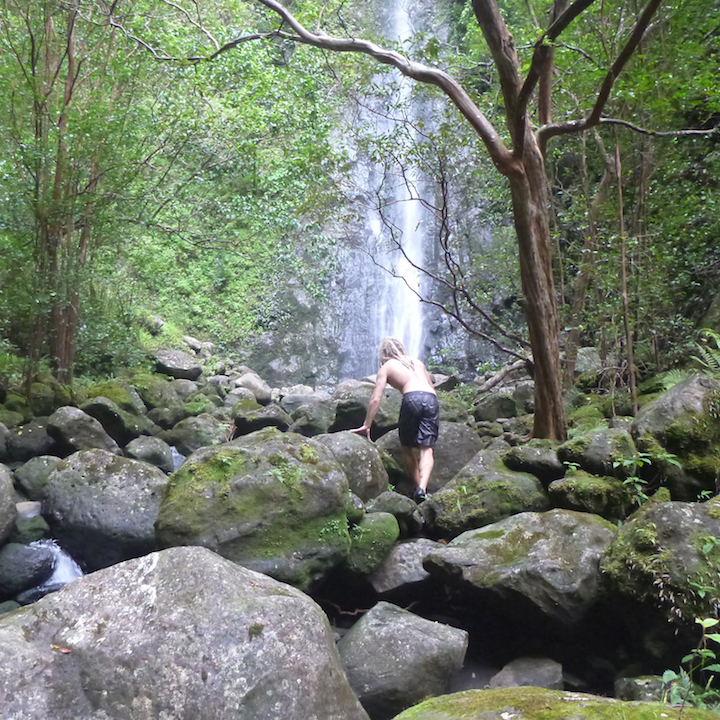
393, 686, 718, 719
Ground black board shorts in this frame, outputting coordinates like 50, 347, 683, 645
398, 391, 440, 448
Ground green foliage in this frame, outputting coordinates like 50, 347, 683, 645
694, 330, 720, 377
663, 618, 720, 710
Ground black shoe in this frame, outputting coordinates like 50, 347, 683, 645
413, 488, 427, 504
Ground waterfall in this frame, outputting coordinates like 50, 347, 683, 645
364, 0, 428, 364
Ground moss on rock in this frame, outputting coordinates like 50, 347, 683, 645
392, 686, 718, 719
345, 512, 400, 575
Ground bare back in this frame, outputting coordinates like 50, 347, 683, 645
381, 358, 436, 396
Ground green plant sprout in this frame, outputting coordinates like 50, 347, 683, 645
662, 618, 720, 712
613, 451, 682, 507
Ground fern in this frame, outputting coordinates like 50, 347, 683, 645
694, 329, 720, 377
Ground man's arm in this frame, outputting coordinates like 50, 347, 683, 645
350, 366, 388, 439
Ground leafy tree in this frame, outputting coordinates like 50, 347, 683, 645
113, 0, 717, 439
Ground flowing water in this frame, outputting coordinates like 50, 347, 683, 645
17, 539, 84, 603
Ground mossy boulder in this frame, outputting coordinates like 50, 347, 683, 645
155, 428, 352, 591
329, 380, 402, 438
80, 396, 155, 446
233, 403, 292, 436
129, 371, 183, 411
183, 392, 221, 417
346, 512, 400, 576
424, 509, 616, 627
557, 428, 637, 478
27, 382, 57, 417
391, 686, 718, 719
600, 496, 720, 624
472, 392, 516, 422
316, 431, 389, 502
437, 393, 473, 424
631, 374, 720, 499
421, 440, 550, 539
160, 414, 230, 456
85, 380, 148, 415
548, 470, 634, 521
503, 440, 565, 486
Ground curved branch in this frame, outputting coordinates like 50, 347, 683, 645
538, 0, 663, 145
248, 0, 512, 171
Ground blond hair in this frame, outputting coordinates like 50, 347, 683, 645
379, 337, 413, 369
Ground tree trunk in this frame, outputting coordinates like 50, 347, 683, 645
507, 136, 566, 440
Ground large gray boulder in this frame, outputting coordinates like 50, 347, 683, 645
0, 464, 14, 544
601, 496, 720, 624
424, 509, 617, 627
376, 421, 485, 493
489, 657, 563, 690
0, 547, 369, 720
288, 397, 338, 437
156, 428, 352, 591
160, 413, 230, 456
42, 449, 168, 570
329, 380, 402, 438
124, 436, 174, 474
421, 440, 550, 539
369, 538, 444, 598
233, 403, 292, 436
338, 601, 468, 720
48, 406, 121, 455
316, 432, 389, 501
155, 348, 202, 380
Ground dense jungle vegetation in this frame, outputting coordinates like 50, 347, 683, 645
0, 0, 718, 409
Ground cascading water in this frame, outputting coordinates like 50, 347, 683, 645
339, 0, 430, 377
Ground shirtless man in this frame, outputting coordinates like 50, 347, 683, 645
351, 337, 439, 503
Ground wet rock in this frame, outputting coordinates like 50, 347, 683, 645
43, 449, 168, 571
338, 601, 468, 720
155, 348, 202, 380
0, 542, 55, 600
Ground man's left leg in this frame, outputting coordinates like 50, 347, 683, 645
401, 445, 420, 487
